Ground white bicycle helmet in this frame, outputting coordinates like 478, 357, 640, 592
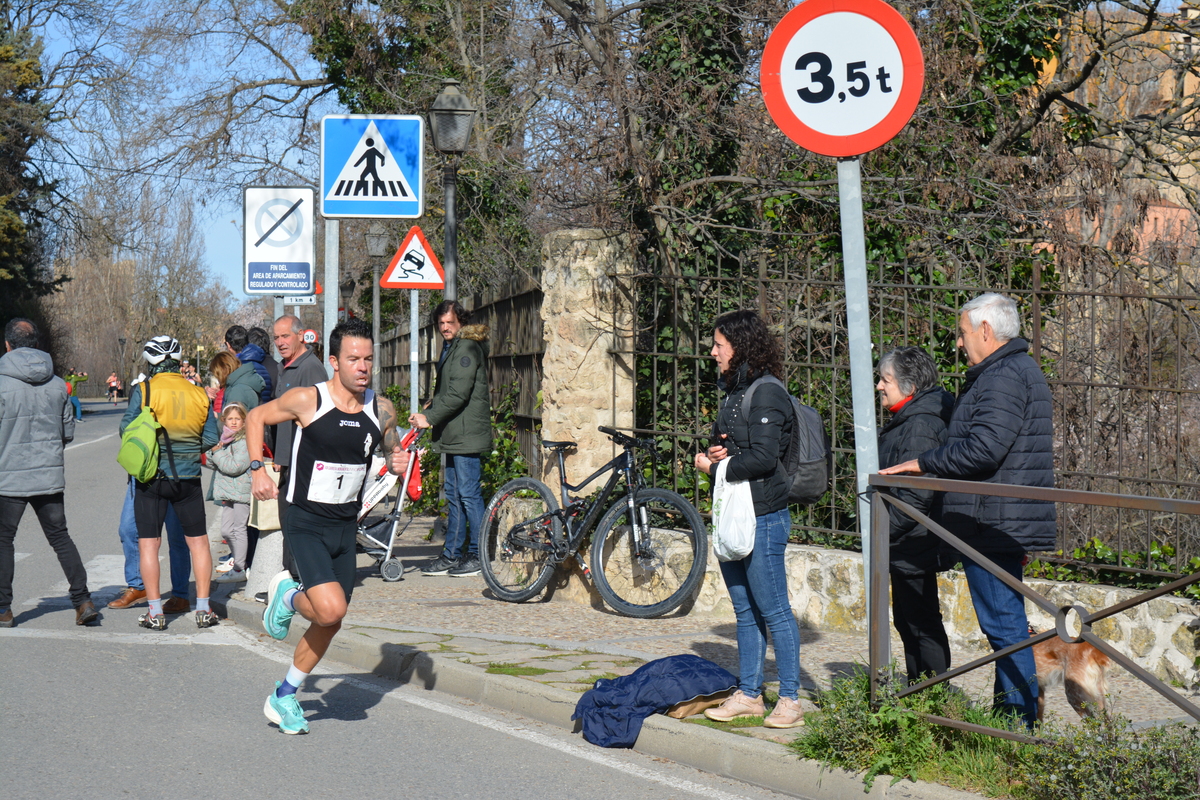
143, 335, 182, 365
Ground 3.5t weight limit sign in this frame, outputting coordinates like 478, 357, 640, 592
761, 0, 923, 157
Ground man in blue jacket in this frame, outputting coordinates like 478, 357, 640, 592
881, 293, 1055, 727
224, 324, 273, 405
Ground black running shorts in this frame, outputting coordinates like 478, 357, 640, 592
283, 505, 357, 602
134, 478, 207, 539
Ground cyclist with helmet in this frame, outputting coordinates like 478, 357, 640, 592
119, 335, 219, 630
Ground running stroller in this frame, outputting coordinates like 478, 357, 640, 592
356, 427, 423, 581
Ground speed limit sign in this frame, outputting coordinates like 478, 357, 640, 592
302, 329, 318, 345
761, 0, 923, 157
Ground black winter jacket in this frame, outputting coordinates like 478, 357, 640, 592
711, 364, 793, 516
877, 386, 954, 574
917, 338, 1056, 556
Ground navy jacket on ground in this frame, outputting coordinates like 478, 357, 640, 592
572, 655, 737, 748
917, 338, 1056, 556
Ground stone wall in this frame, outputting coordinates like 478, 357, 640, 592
538, 229, 635, 484
552, 543, 1200, 684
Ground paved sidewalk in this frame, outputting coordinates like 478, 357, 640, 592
208, 516, 1198, 799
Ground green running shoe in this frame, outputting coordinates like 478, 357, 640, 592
263, 683, 309, 734
262, 571, 299, 640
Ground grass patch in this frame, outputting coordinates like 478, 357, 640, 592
576, 672, 621, 686
791, 665, 1200, 800
485, 662, 557, 677
687, 714, 767, 731
792, 667, 1029, 795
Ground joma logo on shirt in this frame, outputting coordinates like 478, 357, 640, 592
339, 420, 361, 428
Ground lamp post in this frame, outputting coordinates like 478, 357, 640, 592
118, 337, 127, 395
365, 222, 389, 391
339, 278, 356, 323
428, 79, 476, 301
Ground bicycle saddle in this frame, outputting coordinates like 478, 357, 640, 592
541, 439, 576, 451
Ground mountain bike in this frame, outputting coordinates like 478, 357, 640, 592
479, 426, 708, 618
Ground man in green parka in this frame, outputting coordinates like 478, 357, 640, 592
410, 300, 492, 577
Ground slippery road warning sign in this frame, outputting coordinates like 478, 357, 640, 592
321, 115, 424, 218
380, 226, 445, 289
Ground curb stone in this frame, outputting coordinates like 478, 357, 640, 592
213, 595, 983, 800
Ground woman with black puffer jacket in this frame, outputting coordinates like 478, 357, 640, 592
694, 310, 805, 730
875, 346, 954, 685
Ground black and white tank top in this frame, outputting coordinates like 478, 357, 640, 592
287, 382, 382, 520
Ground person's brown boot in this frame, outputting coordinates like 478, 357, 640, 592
75, 600, 99, 626
162, 596, 190, 614
107, 587, 147, 609
0, 608, 13, 628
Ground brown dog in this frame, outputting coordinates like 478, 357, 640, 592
1032, 629, 1111, 721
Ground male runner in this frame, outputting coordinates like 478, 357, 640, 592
246, 318, 409, 734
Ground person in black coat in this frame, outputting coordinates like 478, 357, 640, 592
694, 310, 805, 729
881, 293, 1055, 728
876, 346, 954, 684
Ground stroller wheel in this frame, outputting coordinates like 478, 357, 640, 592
380, 557, 405, 582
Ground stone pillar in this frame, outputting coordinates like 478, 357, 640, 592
538, 229, 635, 483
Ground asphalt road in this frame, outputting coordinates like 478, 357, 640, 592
2, 404, 790, 800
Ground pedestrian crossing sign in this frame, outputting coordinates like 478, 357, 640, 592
321, 115, 424, 218
380, 226, 445, 289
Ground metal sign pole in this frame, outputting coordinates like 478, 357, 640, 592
837, 156, 881, 610
323, 219, 339, 378
409, 290, 419, 415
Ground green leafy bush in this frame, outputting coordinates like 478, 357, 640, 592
1011, 713, 1200, 800
794, 664, 1200, 799
793, 666, 1025, 793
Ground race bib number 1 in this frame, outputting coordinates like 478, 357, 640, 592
308, 460, 367, 505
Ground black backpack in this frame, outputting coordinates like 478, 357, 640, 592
742, 376, 831, 506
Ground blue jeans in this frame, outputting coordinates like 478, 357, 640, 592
69, 396, 82, 420
119, 479, 190, 597
442, 453, 484, 560
962, 554, 1039, 727
718, 507, 801, 700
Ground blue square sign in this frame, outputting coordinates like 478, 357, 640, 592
320, 115, 425, 218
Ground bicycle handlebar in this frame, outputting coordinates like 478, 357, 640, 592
598, 426, 655, 451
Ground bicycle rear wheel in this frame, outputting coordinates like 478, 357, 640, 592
590, 488, 708, 618
480, 477, 562, 602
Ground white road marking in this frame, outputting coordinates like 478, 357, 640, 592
15, 552, 30, 563
1, 622, 751, 799
23, 554, 127, 607
65, 432, 117, 451
0, 627, 242, 646
215, 628, 750, 799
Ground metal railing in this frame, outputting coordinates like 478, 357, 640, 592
868, 473, 1200, 743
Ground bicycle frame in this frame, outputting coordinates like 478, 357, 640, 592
547, 444, 642, 560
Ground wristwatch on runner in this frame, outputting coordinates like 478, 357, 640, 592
250, 460, 264, 471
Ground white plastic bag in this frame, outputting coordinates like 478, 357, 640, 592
711, 459, 755, 561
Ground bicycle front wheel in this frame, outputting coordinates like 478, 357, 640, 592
590, 488, 709, 618
480, 477, 562, 603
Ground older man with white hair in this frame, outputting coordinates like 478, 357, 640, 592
881, 293, 1055, 728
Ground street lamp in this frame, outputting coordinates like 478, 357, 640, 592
118, 337, 127, 395
365, 222, 389, 391
428, 78, 476, 301
339, 277, 356, 322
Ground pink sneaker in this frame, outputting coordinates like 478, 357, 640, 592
703, 690, 766, 722
763, 696, 805, 728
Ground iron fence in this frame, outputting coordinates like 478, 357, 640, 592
379, 274, 545, 474
614, 247, 1200, 578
